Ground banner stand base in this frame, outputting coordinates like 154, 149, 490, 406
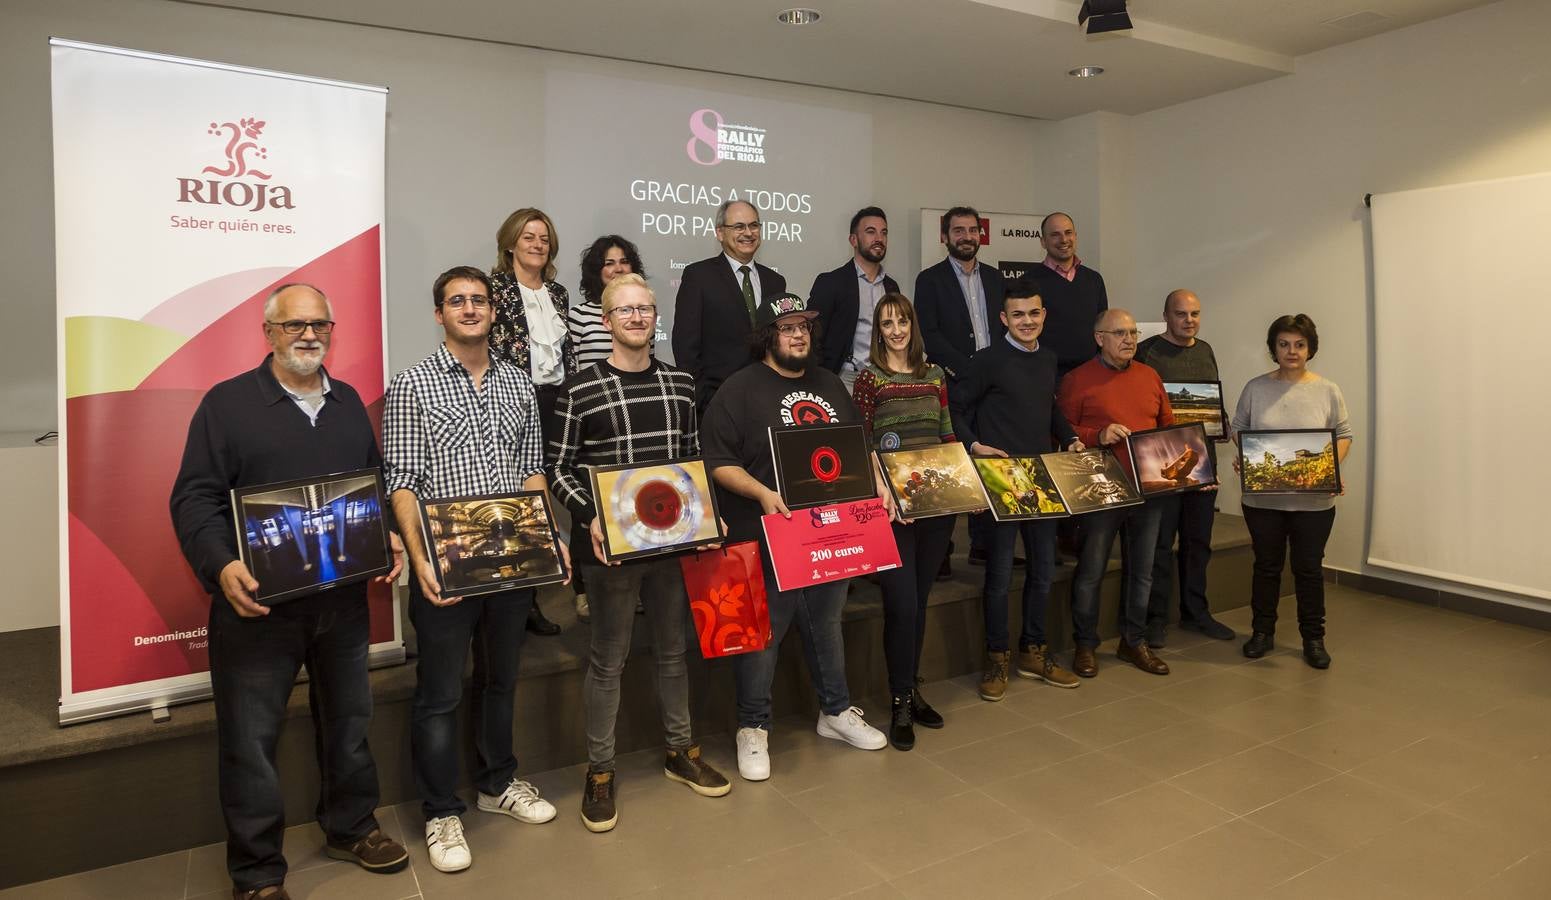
150, 702, 170, 724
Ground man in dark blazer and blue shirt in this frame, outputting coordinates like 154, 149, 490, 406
916, 205, 1006, 564
809, 206, 899, 389
671, 198, 787, 411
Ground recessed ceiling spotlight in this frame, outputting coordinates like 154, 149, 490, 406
777, 8, 822, 26
1068, 66, 1105, 78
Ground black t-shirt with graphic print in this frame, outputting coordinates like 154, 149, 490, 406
702, 360, 862, 543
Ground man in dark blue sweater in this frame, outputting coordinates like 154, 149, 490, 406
170, 283, 408, 900
1027, 212, 1108, 380
951, 280, 1084, 702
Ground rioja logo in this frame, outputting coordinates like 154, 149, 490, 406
177, 116, 296, 211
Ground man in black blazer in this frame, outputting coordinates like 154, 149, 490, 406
914, 206, 1005, 383
915, 205, 1006, 566
671, 199, 787, 410
809, 206, 899, 389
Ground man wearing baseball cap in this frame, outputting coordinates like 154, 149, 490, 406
702, 292, 889, 782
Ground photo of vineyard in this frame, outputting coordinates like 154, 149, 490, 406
1239, 430, 1340, 494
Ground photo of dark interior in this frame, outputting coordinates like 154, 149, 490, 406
237, 472, 389, 602
421, 493, 565, 597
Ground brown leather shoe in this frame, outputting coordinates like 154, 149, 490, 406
1072, 646, 1098, 678
325, 828, 409, 873
234, 887, 291, 900
1117, 640, 1170, 675
979, 650, 1011, 701
1017, 644, 1081, 689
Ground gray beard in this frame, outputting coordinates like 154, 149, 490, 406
276, 346, 324, 376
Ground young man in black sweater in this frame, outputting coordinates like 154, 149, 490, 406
951, 280, 1085, 701
548, 274, 731, 832
169, 284, 409, 900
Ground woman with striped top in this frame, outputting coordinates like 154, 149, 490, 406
572, 236, 649, 368
851, 293, 956, 750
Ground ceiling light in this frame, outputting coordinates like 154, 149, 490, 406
1078, 0, 1133, 34
1068, 66, 1105, 78
776, 8, 822, 26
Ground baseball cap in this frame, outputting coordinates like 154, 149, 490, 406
754, 292, 819, 330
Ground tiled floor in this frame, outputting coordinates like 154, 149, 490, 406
7, 584, 1551, 899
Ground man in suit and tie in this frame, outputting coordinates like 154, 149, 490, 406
916, 205, 1006, 566
808, 206, 900, 390
672, 199, 787, 410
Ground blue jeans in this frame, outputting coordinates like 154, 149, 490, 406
408, 578, 534, 819
208, 593, 380, 892
983, 519, 1058, 652
1070, 501, 1164, 647
581, 559, 693, 771
1147, 491, 1218, 629
734, 550, 852, 729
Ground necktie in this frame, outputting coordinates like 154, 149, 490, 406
739, 265, 756, 323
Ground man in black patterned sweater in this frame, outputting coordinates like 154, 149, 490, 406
549, 273, 731, 834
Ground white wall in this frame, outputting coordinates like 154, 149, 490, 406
1108, 0, 1551, 601
0, 0, 1048, 436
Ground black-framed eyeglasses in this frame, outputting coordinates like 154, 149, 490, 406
267, 319, 335, 335
440, 295, 490, 310
609, 304, 657, 320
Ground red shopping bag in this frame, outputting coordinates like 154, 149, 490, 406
679, 541, 771, 658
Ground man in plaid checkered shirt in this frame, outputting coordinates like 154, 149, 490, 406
383, 265, 572, 874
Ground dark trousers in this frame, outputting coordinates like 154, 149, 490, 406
209, 595, 380, 892
1147, 490, 1218, 629
967, 510, 993, 555
408, 578, 535, 819
879, 515, 955, 695
1071, 502, 1164, 647
1242, 504, 1336, 640
983, 518, 1058, 652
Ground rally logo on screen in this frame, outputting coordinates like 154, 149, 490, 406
687, 108, 767, 166
176, 115, 296, 212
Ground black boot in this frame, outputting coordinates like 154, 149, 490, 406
1302, 638, 1331, 669
1242, 631, 1274, 658
527, 603, 561, 636
889, 694, 916, 751
910, 682, 944, 729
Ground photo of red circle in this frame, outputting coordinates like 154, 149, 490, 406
634, 479, 684, 529
810, 446, 842, 483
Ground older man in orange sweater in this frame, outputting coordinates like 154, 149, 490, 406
1058, 309, 1174, 677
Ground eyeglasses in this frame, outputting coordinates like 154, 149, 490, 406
609, 304, 657, 320
267, 319, 335, 335
776, 320, 813, 336
1099, 329, 1141, 339
723, 221, 762, 233
441, 295, 490, 310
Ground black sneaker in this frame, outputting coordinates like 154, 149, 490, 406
1243, 631, 1274, 659
889, 694, 916, 751
527, 604, 561, 636
664, 745, 731, 797
1303, 639, 1331, 669
910, 683, 944, 729
581, 770, 617, 833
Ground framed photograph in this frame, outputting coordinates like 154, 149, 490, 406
1238, 429, 1342, 495
232, 468, 391, 604
1127, 423, 1219, 498
769, 422, 873, 509
1163, 381, 1228, 439
418, 491, 567, 598
1038, 448, 1145, 515
973, 456, 1070, 521
878, 442, 990, 519
589, 458, 725, 563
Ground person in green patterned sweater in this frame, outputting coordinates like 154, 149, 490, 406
851, 293, 957, 751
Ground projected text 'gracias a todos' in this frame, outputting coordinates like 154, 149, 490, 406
630, 179, 812, 243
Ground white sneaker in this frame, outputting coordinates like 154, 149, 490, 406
477, 778, 557, 824
817, 706, 887, 750
735, 726, 771, 781
575, 594, 590, 623
425, 815, 471, 873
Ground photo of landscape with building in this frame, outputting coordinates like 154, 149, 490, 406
1163, 381, 1227, 437
1239, 429, 1341, 494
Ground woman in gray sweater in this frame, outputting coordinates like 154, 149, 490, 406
1231, 314, 1353, 669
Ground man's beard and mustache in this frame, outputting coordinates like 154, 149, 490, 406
948, 238, 979, 262
276, 340, 326, 376
858, 241, 886, 265
771, 340, 811, 371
